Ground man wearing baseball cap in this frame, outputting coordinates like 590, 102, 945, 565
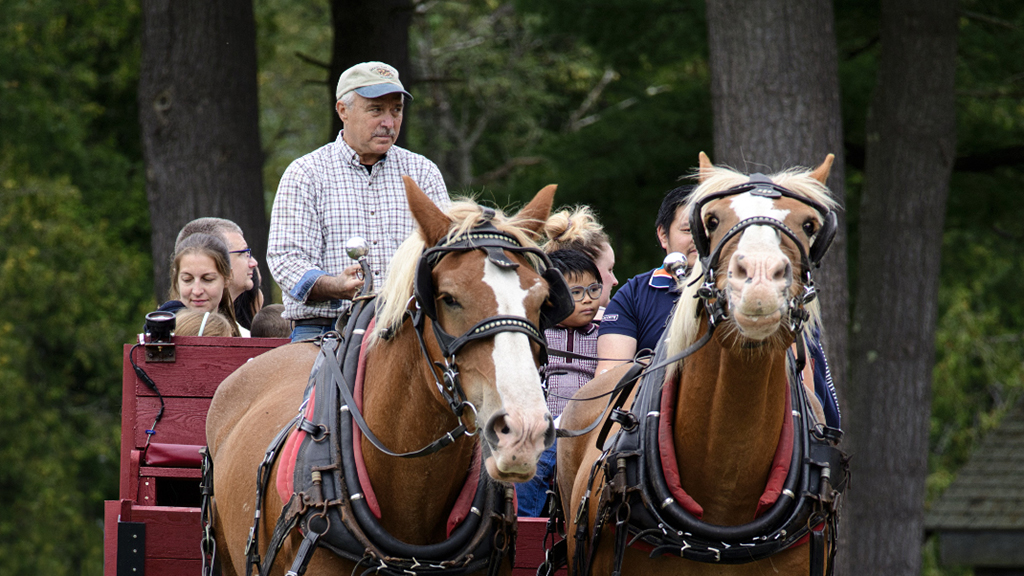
268, 61, 450, 342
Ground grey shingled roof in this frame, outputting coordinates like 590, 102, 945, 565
925, 408, 1024, 531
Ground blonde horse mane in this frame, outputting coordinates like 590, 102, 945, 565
664, 163, 839, 363
368, 197, 547, 346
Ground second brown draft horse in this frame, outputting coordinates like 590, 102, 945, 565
557, 153, 848, 576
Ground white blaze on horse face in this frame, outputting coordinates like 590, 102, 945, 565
725, 194, 794, 338
480, 260, 552, 478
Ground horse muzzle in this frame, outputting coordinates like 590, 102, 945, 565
481, 408, 554, 481
726, 240, 793, 340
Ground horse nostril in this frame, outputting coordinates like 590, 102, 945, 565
483, 409, 509, 447
543, 415, 555, 448
732, 255, 749, 281
774, 261, 792, 282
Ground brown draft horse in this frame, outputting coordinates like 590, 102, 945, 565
557, 153, 841, 575
206, 179, 563, 575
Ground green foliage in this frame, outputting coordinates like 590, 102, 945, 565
516, 0, 707, 69
405, 0, 713, 278
927, 0, 1024, 512
407, 2, 602, 188
0, 3, 150, 571
0, 176, 151, 575
255, 0, 334, 215
0, 0, 147, 245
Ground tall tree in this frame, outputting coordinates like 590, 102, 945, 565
705, 0, 849, 399
139, 0, 268, 300
843, 0, 958, 573
328, 0, 412, 141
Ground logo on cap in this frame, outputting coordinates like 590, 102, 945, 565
369, 64, 396, 79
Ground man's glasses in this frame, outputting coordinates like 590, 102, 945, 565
230, 248, 253, 259
569, 282, 603, 302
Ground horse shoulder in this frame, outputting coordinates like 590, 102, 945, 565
206, 342, 318, 454
556, 364, 633, 528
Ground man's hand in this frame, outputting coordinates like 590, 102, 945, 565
308, 264, 365, 302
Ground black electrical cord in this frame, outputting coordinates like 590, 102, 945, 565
129, 343, 166, 446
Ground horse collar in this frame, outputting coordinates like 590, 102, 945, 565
573, 343, 849, 573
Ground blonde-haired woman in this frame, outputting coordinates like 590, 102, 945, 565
543, 205, 618, 316
174, 309, 236, 337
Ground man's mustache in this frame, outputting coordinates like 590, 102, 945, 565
372, 128, 396, 138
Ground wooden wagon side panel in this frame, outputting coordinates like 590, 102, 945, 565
107, 336, 288, 576
513, 517, 567, 576
118, 337, 288, 501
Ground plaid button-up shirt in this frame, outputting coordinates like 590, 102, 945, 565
268, 132, 450, 321
542, 322, 599, 418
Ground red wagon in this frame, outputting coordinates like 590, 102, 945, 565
103, 336, 562, 575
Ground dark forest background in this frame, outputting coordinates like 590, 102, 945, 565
1, 1, 1022, 574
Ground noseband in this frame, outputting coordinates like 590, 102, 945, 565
688, 175, 837, 334
409, 210, 575, 419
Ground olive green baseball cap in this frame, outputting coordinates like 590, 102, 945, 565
335, 61, 413, 101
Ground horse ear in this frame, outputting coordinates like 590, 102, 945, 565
515, 184, 557, 235
698, 151, 714, 182
403, 176, 451, 246
810, 154, 835, 185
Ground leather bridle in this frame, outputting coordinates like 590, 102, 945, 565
407, 211, 575, 422
688, 175, 837, 335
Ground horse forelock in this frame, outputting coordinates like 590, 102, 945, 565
663, 164, 833, 372
369, 197, 547, 346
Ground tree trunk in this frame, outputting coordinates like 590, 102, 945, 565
842, 0, 958, 574
139, 0, 268, 302
329, 0, 413, 144
705, 0, 849, 403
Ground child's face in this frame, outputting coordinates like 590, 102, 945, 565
561, 271, 601, 328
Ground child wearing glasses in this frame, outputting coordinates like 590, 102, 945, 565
516, 248, 603, 516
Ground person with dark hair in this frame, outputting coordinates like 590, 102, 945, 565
595, 186, 695, 375
517, 248, 602, 517
233, 267, 265, 330
250, 304, 292, 338
543, 206, 618, 315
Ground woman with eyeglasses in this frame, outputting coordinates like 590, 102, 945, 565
172, 217, 262, 330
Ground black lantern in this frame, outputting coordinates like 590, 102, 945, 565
144, 311, 176, 343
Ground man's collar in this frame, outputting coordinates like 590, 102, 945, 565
649, 267, 675, 289
335, 130, 388, 167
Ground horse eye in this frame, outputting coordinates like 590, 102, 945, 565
439, 294, 461, 308
705, 215, 719, 233
802, 220, 817, 236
